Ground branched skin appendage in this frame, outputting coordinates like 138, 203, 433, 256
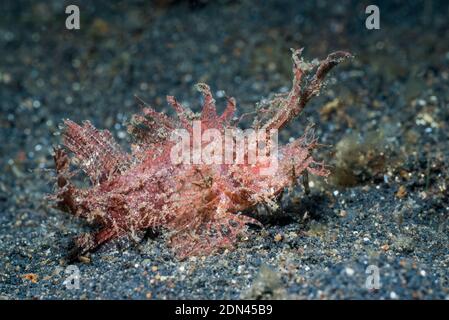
52, 49, 351, 260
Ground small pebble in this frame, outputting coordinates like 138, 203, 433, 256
345, 267, 355, 276
390, 291, 398, 299
274, 233, 283, 242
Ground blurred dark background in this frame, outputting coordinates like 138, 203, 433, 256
1, 0, 448, 165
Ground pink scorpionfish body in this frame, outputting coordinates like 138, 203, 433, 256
52, 49, 350, 260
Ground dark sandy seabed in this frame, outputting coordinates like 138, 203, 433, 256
0, 0, 448, 299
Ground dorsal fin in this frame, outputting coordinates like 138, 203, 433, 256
63, 120, 130, 184
128, 96, 177, 150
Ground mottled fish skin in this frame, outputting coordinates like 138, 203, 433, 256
52, 49, 350, 260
